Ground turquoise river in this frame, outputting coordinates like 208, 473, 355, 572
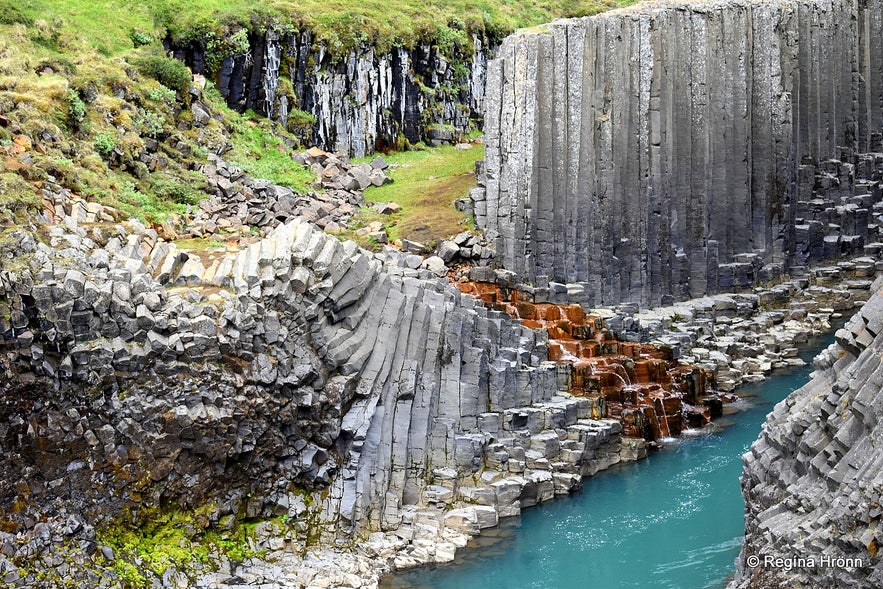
381, 326, 838, 589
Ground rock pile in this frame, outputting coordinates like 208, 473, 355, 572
192, 153, 364, 236
794, 155, 883, 263
36, 180, 121, 225
297, 146, 393, 191
434, 231, 496, 269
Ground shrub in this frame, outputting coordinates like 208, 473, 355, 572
64, 89, 85, 130
93, 132, 117, 158
153, 178, 201, 206
147, 84, 176, 103
135, 55, 191, 93
137, 108, 165, 138
130, 29, 154, 47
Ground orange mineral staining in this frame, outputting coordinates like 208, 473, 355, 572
457, 282, 722, 441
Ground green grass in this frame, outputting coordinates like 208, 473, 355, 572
351, 143, 484, 245
2, 0, 638, 59
222, 108, 314, 193
3, 0, 155, 56
160, 0, 637, 54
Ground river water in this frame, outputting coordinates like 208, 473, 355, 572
381, 327, 837, 589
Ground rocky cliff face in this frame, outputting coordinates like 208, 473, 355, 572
174, 30, 491, 157
730, 274, 883, 588
475, 0, 883, 307
0, 208, 634, 584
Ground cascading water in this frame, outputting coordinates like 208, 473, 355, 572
656, 397, 672, 440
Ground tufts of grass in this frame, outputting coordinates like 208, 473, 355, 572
0, 172, 41, 224
8, 0, 156, 56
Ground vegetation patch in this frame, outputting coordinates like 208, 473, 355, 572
216, 101, 315, 193
134, 53, 193, 93
96, 503, 310, 586
346, 143, 484, 246
4, 1, 637, 60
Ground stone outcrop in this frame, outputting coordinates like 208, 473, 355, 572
174, 30, 492, 157
730, 274, 883, 588
457, 282, 721, 440
475, 0, 883, 307
0, 216, 633, 586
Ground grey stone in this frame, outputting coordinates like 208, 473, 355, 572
437, 240, 459, 263
423, 256, 447, 277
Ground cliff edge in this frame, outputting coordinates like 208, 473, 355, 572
732, 274, 883, 588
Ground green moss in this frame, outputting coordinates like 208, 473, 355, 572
0, 173, 41, 224
112, 560, 147, 587
98, 504, 297, 584
174, 237, 225, 250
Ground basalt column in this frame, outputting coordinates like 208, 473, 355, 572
475, 0, 883, 307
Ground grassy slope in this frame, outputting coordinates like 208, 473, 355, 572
356, 144, 484, 245
0, 0, 641, 230
0, 10, 313, 225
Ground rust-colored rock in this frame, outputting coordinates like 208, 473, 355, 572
457, 282, 722, 441
12, 134, 32, 154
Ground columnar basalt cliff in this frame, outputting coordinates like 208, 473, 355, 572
0, 214, 638, 585
474, 0, 883, 306
174, 31, 492, 157
730, 275, 883, 588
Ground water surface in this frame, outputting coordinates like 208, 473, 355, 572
382, 328, 837, 589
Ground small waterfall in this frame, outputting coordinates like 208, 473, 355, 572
656, 397, 671, 439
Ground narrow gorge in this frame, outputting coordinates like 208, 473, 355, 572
2, 0, 883, 588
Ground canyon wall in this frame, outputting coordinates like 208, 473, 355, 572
174, 31, 491, 157
730, 274, 883, 587
475, 0, 883, 307
0, 212, 632, 583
